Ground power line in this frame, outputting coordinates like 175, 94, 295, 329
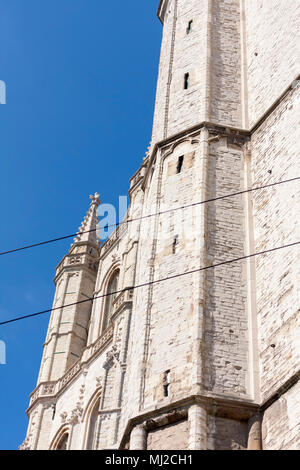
0, 176, 299, 257
0, 240, 299, 327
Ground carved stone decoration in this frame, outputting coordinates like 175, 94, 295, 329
98, 412, 111, 423
69, 255, 82, 265
19, 434, 33, 450
79, 384, 85, 399
111, 254, 120, 263
69, 383, 85, 424
103, 345, 120, 370
19, 409, 39, 450
30, 388, 40, 404
96, 376, 103, 389
92, 326, 114, 355
69, 405, 83, 425
42, 383, 56, 395
60, 412, 68, 424
59, 362, 81, 390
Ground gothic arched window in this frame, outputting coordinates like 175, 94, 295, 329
56, 433, 69, 450
102, 269, 120, 332
86, 397, 101, 450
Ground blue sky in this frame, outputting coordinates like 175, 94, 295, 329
0, 0, 161, 449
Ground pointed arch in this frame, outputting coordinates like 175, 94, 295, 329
101, 268, 120, 333
98, 261, 121, 293
162, 137, 199, 162
82, 388, 102, 450
89, 261, 121, 343
50, 425, 71, 450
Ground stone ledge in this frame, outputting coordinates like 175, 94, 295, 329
119, 371, 300, 449
119, 393, 260, 449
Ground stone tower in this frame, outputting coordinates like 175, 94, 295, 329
21, 0, 299, 450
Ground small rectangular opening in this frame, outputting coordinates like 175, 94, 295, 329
163, 370, 171, 397
176, 155, 184, 173
172, 236, 179, 254
184, 73, 190, 90
187, 20, 193, 34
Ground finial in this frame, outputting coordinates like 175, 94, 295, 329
71, 192, 101, 247
90, 192, 101, 207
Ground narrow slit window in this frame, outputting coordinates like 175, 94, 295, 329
176, 155, 184, 174
163, 370, 171, 397
184, 73, 190, 90
172, 235, 179, 254
187, 20, 193, 34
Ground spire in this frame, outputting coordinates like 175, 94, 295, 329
72, 193, 101, 247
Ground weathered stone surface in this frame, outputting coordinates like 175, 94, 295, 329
21, 0, 299, 451
147, 420, 189, 450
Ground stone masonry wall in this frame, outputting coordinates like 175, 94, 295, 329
262, 381, 300, 450
151, 0, 174, 145
204, 137, 249, 397
152, 0, 244, 145
210, 0, 242, 127
166, 0, 208, 137
207, 415, 248, 450
24, 1, 299, 451
147, 420, 189, 450
251, 85, 300, 403
245, 0, 300, 127
142, 139, 201, 409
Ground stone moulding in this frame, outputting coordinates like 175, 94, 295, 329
94, 93, 294, 250
112, 289, 134, 317
157, 0, 169, 23
119, 372, 300, 449
140, 75, 299, 195
119, 394, 260, 449
54, 251, 99, 282
92, 325, 114, 355
129, 165, 147, 192
100, 222, 128, 258
28, 326, 114, 411
59, 362, 81, 390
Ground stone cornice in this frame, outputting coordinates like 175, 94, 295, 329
119, 372, 300, 449
119, 393, 260, 449
141, 121, 250, 192
54, 250, 99, 283
157, 0, 168, 23
95, 75, 300, 265
140, 75, 299, 193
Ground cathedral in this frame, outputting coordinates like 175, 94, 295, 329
21, 0, 299, 450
